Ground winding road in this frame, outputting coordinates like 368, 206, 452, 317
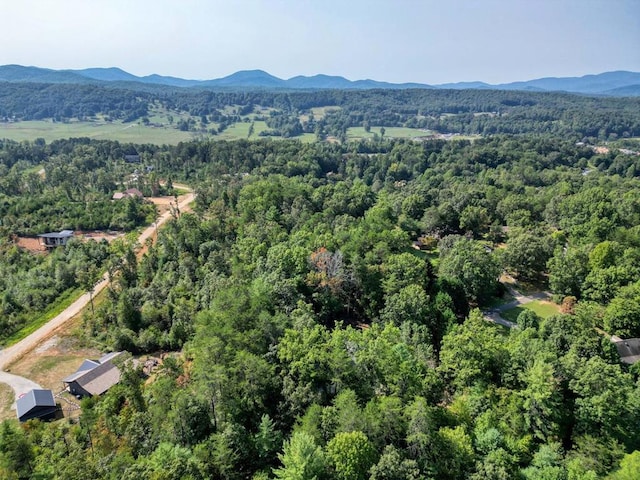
0, 189, 195, 408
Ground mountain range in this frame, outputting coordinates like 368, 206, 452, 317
0, 64, 639, 96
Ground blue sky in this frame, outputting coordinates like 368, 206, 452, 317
2, 0, 638, 84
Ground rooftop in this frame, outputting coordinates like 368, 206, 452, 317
16, 389, 56, 419
63, 352, 125, 396
613, 338, 640, 364
38, 230, 74, 239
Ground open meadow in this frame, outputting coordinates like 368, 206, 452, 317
0, 120, 195, 144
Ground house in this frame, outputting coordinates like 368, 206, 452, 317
124, 154, 141, 163
63, 352, 124, 397
612, 337, 640, 364
112, 188, 144, 200
16, 389, 57, 422
38, 230, 74, 248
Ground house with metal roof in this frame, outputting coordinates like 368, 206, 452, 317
16, 389, 57, 422
63, 352, 124, 397
612, 337, 640, 364
38, 230, 74, 248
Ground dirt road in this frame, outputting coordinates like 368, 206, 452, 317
0, 190, 195, 404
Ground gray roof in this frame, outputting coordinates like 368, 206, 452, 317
614, 338, 640, 364
62, 359, 100, 383
38, 230, 74, 239
63, 352, 124, 396
75, 361, 121, 396
16, 389, 56, 419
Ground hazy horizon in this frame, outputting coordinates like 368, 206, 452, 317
2, 0, 639, 85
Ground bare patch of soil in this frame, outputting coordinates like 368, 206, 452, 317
147, 195, 179, 215
0, 384, 15, 422
14, 236, 46, 253
8, 317, 101, 394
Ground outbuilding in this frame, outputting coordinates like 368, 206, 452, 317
16, 389, 57, 422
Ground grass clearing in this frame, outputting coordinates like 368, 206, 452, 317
0, 120, 195, 144
501, 300, 560, 323
347, 126, 432, 140
218, 121, 269, 140
310, 106, 340, 119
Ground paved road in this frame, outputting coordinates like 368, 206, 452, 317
0, 190, 195, 410
483, 285, 552, 329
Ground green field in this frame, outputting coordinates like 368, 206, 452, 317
347, 126, 432, 140
218, 121, 268, 140
0, 119, 319, 145
0, 120, 195, 144
501, 300, 561, 323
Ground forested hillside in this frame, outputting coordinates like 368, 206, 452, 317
2, 82, 640, 141
1, 134, 639, 478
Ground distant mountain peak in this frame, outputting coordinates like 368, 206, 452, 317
0, 65, 638, 96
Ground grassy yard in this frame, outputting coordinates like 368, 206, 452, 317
501, 300, 560, 323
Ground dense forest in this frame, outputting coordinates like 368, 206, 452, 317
2, 82, 640, 141
1, 131, 639, 478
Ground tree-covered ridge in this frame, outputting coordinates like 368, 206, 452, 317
1, 135, 640, 478
2, 82, 640, 140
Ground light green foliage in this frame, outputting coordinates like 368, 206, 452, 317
326, 431, 377, 480
273, 431, 327, 480
603, 281, 640, 337
606, 450, 640, 480
589, 241, 624, 270
122, 442, 204, 480
520, 357, 563, 441
381, 253, 431, 296
459, 205, 490, 237
369, 445, 420, 480
439, 238, 500, 305
517, 309, 541, 330
502, 229, 552, 281
569, 357, 637, 440
380, 284, 432, 329
547, 246, 589, 298
520, 442, 566, 480
439, 309, 507, 389
436, 426, 475, 479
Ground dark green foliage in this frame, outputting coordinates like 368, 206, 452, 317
3, 128, 640, 479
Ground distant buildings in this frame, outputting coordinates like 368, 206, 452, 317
37, 230, 74, 248
112, 188, 144, 200
16, 389, 57, 422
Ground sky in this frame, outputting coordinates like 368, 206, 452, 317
1, 0, 639, 84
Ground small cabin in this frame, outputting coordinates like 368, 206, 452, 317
16, 389, 57, 422
38, 230, 74, 248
